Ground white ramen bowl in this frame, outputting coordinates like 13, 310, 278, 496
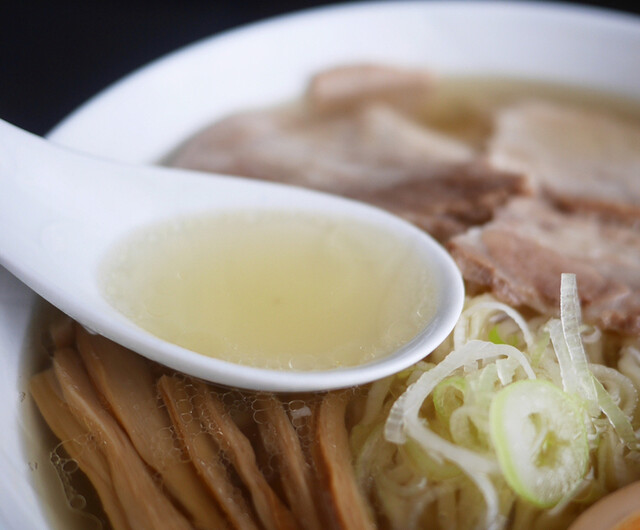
2, 2, 639, 528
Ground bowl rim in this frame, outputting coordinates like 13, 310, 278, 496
47, 0, 640, 162
51, 0, 640, 142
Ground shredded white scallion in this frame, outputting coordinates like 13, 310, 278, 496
547, 318, 580, 395
453, 298, 535, 351
385, 341, 536, 444
593, 377, 638, 449
354, 275, 640, 530
560, 274, 599, 410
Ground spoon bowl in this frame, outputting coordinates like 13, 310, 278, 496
0, 118, 464, 392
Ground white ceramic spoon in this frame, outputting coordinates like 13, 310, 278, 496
0, 118, 464, 392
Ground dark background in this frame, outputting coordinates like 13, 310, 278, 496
2, 0, 639, 136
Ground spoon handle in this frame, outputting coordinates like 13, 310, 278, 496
0, 118, 465, 392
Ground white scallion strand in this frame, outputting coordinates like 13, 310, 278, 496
384, 340, 536, 529
454, 298, 535, 351
559, 273, 599, 412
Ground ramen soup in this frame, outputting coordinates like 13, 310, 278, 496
29, 65, 640, 530
101, 211, 435, 370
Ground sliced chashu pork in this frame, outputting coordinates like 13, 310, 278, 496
489, 100, 640, 223
448, 198, 640, 336
170, 64, 529, 242
305, 63, 434, 113
347, 160, 528, 242
169, 64, 455, 191
169, 102, 475, 195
